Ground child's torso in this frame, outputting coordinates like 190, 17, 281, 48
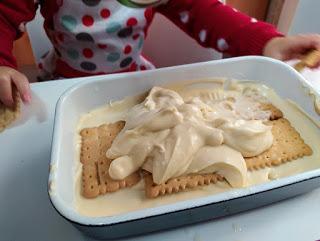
41, 0, 155, 76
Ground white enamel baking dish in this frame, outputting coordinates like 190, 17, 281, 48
49, 56, 320, 240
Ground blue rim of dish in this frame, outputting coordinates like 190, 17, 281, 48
47, 174, 320, 227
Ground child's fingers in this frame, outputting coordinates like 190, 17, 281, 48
292, 35, 320, 53
264, 35, 320, 64
281, 35, 320, 61
304, 34, 320, 49
0, 77, 14, 107
11, 71, 31, 104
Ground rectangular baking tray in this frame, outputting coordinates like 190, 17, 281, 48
49, 56, 320, 240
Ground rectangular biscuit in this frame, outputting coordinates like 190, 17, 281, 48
80, 121, 141, 199
245, 118, 313, 171
144, 172, 224, 199
294, 50, 320, 71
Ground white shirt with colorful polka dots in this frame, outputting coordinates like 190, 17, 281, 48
39, 0, 155, 78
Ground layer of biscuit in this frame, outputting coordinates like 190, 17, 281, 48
79, 90, 283, 199
75, 81, 320, 217
79, 106, 306, 199
80, 91, 304, 198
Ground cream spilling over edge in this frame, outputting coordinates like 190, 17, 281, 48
75, 80, 320, 217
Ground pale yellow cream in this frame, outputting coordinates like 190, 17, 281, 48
107, 86, 272, 186
74, 80, 320, 217
314, 96, 320, 115
220, 120, 273, 157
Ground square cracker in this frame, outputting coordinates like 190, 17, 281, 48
245, 118, 313, 170
80, 121, 141, 199
0, 90, 20, 133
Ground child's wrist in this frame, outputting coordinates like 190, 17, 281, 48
262, 37, 285, 59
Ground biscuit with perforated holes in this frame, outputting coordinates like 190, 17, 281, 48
80, 121, 141, 199
144, 172, 224, 198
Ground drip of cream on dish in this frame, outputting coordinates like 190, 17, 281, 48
74, 80, 320, 217
310, 92, 320, 115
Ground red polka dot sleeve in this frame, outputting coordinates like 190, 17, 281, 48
0, 0, 37, 68
156, 0, 284, 56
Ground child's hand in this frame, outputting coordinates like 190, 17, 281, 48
263, 34, 320, 66
0, 66, 31, 107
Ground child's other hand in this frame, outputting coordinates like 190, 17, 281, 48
0, 66, 31, 107
263, 34, 320, 66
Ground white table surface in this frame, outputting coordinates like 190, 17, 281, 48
1, 67, 320, 241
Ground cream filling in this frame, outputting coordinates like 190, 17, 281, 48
107, 86, 273, 186
74, 80, 320, 217
187, 145, 247, 187
220, 120, 273, 157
